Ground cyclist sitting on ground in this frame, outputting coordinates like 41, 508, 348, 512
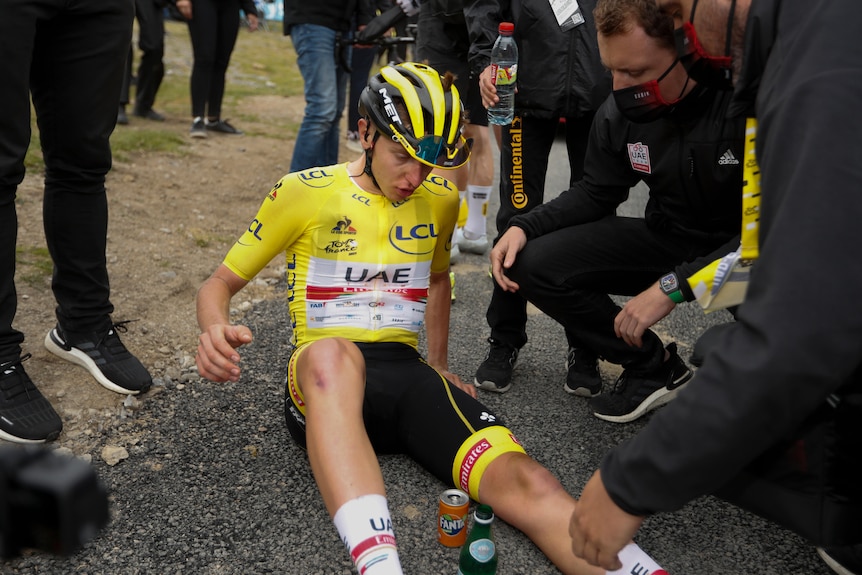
194, 62, 663, 575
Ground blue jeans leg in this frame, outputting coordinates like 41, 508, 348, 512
289, 24, 348, 172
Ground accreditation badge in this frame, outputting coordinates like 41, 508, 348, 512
688, 245, 752, 312
548, 0, 584, 30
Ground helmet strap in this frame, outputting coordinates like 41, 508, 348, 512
362, 129, 382, 191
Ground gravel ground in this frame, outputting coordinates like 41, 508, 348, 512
4, 164, 835, 575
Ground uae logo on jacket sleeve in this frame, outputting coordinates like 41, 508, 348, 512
627, 142, 652, 174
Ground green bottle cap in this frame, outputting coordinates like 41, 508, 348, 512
475, 504, 494, 522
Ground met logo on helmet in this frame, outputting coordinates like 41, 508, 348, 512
378, 87, 402, 125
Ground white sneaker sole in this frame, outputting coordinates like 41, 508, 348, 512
0, 429, 48, 444
563, 356, 601, 397
817, 548, 856, 575
44, 329, 140, 395
564, 382, 601, 398
474, 378, 512, 394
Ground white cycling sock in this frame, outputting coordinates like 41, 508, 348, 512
464, 184, 492, 239
606, 542, 667, 575
333, 494, 403, 575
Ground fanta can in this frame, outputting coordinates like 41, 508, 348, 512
438, 488, 470, 547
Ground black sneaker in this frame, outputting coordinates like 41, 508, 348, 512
0, 354, 63, 443
474, 338, 519, 393
818, 545, 862, 575
44, 321, 152, 395
205, 118, 243, 135
133, 108, 165, 122
589, 342, 692, 423
563, 347, 602, 397
190, 117, 207, 138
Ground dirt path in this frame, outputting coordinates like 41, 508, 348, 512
13, 88, 331, 452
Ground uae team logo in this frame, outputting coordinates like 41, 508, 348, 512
627, 142, 651, 174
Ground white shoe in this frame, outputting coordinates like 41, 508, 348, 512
458, 231, 489, 254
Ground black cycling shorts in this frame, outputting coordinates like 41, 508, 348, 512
284, 341, 525, 499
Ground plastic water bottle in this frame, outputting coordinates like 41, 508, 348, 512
487, 22, 518, 126
457, 504, 497, 574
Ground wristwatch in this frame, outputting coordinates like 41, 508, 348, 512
659, 272, 685, 303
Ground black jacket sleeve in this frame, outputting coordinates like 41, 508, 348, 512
463, 0, 508, 75
240, 0, 257, 16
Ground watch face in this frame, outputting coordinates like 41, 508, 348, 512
660, 273, 678, 293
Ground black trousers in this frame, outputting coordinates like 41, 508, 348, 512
486, 113, 592, 350
121, 0, 166, 114
187, 0, 241, 119
0, 0, 133, 362
506, 216, 726, 371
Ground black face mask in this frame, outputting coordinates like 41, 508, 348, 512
613, 59, 687, 123
675, 0, 736, 90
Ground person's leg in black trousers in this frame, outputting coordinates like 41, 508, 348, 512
346, 44, 377, 151
119, 44, 133, 124
187, 0, 242, 135
187, 0, 216, 133
0, 0, 151, 443
132, 0, 166, 119
508, 217, 707, 421
476, 113, 591, 393
206, 1, 239, 121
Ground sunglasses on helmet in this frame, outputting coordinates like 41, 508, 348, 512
393, 131, 473, 170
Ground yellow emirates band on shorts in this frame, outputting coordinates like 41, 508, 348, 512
452, 425, 526, 500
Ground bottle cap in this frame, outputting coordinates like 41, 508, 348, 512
475, 504, 495, 523
498, 22, 514, 34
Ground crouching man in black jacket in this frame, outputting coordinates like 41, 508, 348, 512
570, 0, 862, 572
489, 0, 744, 424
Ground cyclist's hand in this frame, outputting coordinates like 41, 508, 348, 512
442, 370, 478, 399
196, 323, 253, 383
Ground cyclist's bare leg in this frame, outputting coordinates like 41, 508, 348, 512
478, 452, 604, 575
295, 337, 386, 514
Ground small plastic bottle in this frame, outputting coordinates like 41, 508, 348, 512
487, 22, 518, 126
457, 504, 498, 575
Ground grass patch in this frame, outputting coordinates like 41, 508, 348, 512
15, 246, 53, 286
111, 129, 186, 162
26, 19, 304, 162
24, 130, 43, 173
156, 20, 302, 127
187, 227, 234, 249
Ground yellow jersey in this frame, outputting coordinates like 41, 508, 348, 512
223, 163, 459, 349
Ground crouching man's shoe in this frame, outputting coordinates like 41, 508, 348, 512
589, 342, 692, 423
